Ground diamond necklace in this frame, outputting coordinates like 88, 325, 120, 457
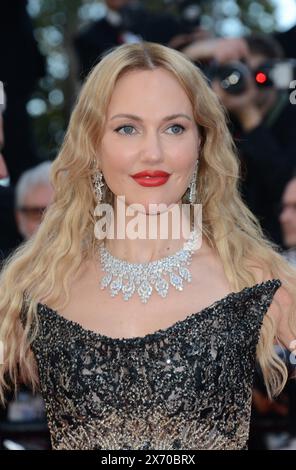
99, 229, 199, 304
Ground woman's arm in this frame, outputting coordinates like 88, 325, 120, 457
248, 263, 296, 351
268, 286, 296, 352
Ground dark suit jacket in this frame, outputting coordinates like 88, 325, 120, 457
0, 185, 22, 263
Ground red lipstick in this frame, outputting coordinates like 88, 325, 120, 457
131, 170, 170, 187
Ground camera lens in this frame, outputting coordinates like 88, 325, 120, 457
209, 62, 250, 95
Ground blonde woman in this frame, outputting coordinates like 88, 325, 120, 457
0, 42, 296, 451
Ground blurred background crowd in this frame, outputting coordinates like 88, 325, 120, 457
1, 0, 296, 451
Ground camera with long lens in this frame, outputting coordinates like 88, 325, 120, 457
208, 59, 296, 94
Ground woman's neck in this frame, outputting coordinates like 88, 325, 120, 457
102, 201, 196, 263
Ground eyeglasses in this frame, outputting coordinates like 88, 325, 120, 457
17, 206, 47, 221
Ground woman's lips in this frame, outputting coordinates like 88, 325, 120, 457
131, 175, 170, 187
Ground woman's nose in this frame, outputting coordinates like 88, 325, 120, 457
139, 132, 164, 163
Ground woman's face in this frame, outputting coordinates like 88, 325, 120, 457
99, 67, 200, 213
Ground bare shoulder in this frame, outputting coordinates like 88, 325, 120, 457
246, 262, 295, 351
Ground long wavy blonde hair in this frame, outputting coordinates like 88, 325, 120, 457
1, 42, 296, 405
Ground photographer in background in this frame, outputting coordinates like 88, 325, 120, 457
210, 34, 296, 248
182, 33, 296, 247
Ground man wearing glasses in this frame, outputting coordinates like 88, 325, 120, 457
15, 161, 54, 241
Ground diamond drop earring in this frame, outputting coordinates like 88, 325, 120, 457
188, 159, 199, 205
91, 161, 105, 204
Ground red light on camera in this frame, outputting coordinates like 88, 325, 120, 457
255, 72, 267, 84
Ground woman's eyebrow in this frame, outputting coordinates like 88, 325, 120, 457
110, 113, 193, 122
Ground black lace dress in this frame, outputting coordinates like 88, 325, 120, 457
24, 278, 282, 450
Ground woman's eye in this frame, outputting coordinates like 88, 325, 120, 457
166, 124, 185, 135
115, 125, 136, 135
114, 124, 185, 135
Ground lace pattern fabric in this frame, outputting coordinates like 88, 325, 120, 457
26, 279, 282, 450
